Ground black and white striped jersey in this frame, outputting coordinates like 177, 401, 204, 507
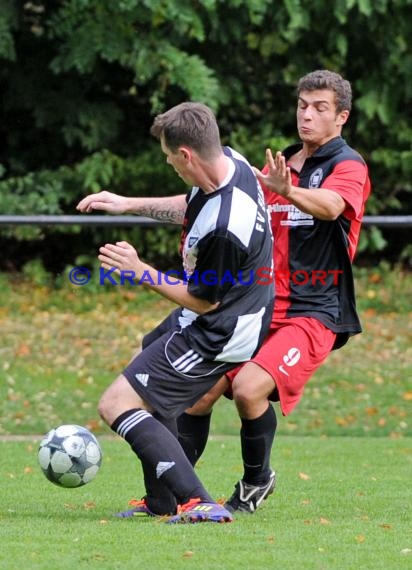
178, 146, 274, 362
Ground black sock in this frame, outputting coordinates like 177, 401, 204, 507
142, 412, 178, 514
177, 412, 212, 466
240, 404, 277, 485
111, 409, 213, 507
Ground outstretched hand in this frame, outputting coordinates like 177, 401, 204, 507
253, 149, 292, 198
98, 241, 144, 278
77, 190, 128, 214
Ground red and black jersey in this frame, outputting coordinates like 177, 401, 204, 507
264, 136, 371, 349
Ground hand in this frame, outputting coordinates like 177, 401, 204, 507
76, 191, 128, 214
98, 241, 144, 278
253, 149, 293, 198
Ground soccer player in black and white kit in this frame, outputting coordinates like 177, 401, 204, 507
77, 102, 274, 523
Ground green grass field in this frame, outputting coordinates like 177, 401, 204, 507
1, 437, 411, 570
0, 265, 411, 569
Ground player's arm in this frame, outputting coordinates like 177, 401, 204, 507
98, 241, 219, 314
254, 149, 346, 221
77, 191, 187, 225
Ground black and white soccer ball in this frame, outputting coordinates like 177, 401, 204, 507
38, 424, 103, 488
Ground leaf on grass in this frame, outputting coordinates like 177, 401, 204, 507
7, 392, 20, 402
267, 536, 275, 544
182, 551, 194, 558
83, 502, 96, 510
365, 407, 378, 416
15, 344, 31, 356
379, 523, 393, 530
355, 534, 366, 543
335, 415, 356, 426
320, 517, 331, 525
402, 391, 412, 401
363, 308, 377, 317
99, 519, 109, 524
85, 419, 100, 431
299, 472, 310, 480
24, 466, 33, 474
368, 273, 382, 284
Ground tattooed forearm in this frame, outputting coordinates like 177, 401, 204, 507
128, 196, 186, 224
139, 205, 185, 224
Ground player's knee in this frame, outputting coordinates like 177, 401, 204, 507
231, 364, 274, 412
97, 393, 111, 424
231, 382, 259, 409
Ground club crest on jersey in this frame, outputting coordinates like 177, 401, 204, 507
308, 168, 323, 188
188, 236, 199, 247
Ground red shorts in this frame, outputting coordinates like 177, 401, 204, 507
226, 317, 336, 416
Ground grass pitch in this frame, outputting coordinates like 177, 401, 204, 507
1, 436, 411, 570
0, 265, 411, 568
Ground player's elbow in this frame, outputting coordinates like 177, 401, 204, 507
196, 300, 220, 314
322, 194, 346, 220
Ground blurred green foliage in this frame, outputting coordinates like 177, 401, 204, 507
0, 0, 411, 270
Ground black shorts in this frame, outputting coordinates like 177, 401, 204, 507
123, 310, 237, 418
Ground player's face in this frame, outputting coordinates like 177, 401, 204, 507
296, 89, 349, 148
160, 136, 194, 186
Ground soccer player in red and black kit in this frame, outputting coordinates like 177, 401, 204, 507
177, 69, 371, 513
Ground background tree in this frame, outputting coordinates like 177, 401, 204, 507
0, 0, 411, 271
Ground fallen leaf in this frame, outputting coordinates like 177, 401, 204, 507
299, 472, 311, 480
182, 551, 194, 558
320, 517, 331, 525
15, 344, 31, 356
368, 273, 382, 284
355, 534, 366, 543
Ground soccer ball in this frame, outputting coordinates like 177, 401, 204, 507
38, 424, 103, 488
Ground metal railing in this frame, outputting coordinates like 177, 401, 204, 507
0, 215, 411, 228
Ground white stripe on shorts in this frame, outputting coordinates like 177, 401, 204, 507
172, 350, 204, 373
172, 349, 195, 367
